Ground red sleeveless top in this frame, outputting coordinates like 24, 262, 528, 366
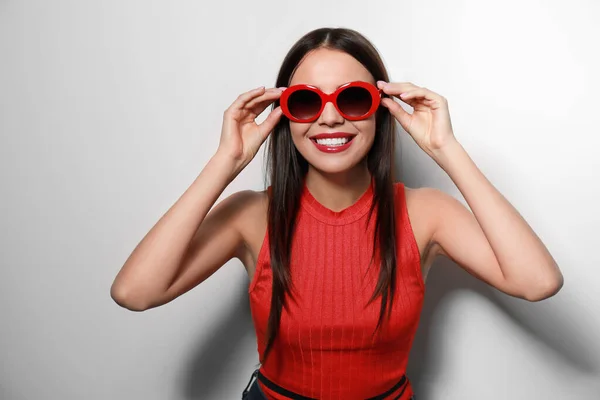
248, 179, 425, 399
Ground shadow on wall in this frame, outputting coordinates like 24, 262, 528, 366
397, 123, 599, 398
406, 256, 599, 399
179, 276, 256, 400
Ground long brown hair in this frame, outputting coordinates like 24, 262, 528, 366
261, 27, 399, 365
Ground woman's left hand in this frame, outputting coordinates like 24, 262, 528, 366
377, 81, 457, 158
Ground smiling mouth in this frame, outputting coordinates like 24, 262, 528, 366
310, 136, 356, 146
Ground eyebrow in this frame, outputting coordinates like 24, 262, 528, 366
291, 80, 370, 91
312, 81, 359, 91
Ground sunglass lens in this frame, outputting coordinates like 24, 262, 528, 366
288, 90, 322, 120
337, 87, 372, 117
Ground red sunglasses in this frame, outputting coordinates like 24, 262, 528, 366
280, 81, 383, 123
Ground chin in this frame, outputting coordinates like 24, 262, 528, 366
301, 148, 369, 175
307, 159, 361, 175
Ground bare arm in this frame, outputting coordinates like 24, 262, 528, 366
110, 153, 241, 311
110, 85, 285, 311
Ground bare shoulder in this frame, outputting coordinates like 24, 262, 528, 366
402, 185, 447, 282
233, 188, 269, 278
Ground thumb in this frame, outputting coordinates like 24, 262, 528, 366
257, 106, 283, 140
381, 98, 411, 130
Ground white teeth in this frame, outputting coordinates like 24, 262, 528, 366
314, 137, 350, 146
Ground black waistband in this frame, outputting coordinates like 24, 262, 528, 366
256, 369, 408, 400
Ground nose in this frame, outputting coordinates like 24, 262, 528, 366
317, 101, 344, 126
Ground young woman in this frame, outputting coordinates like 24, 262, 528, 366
111, 27, 564, 400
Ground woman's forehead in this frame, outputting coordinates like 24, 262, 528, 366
289, 49, 374, 90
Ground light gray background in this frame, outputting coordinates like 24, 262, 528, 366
1, 1, 599, 399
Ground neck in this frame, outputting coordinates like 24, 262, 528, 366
304, 163, 372, 212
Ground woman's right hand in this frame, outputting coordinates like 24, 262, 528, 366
216, 86, 286, 174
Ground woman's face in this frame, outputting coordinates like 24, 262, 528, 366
287, 48, 377, 175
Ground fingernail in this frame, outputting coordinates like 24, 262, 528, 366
277, 87, 287, 91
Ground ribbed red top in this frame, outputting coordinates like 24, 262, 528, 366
248, 178, 425, 399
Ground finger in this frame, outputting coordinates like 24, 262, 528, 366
227, 86, 268, 117
378, 81, 438, 104
399, 88, 438, 102
381, 97, 411, 128
256, 106, 284, 140
222, 86, 267, 135
244, 88, 285, 114
377, 81, 419, 95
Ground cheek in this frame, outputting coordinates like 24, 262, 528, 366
289, 123, 311, 143
354, 120, 377, 139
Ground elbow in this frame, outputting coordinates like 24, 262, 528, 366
523, 272, 564, 302
110, 283, 149, 312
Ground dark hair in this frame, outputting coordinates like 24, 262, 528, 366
260, 27, 399, 365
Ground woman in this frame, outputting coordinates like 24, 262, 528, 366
110, 27, 564, 400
